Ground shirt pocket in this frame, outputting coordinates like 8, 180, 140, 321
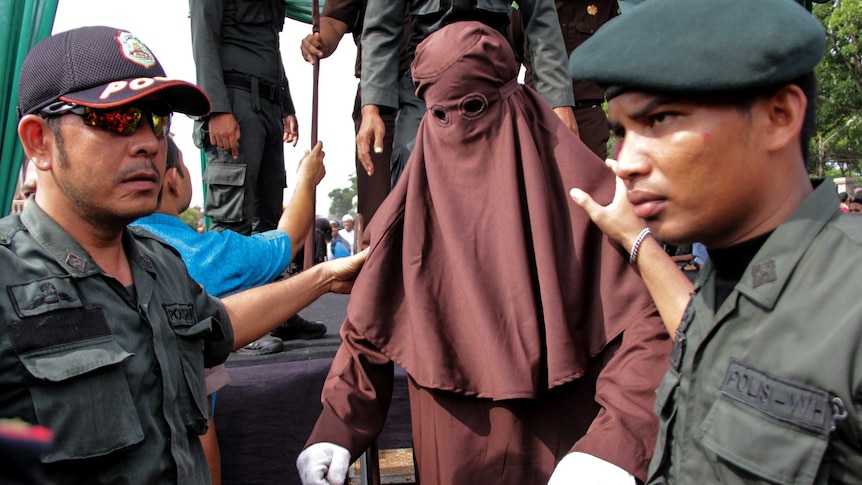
172, 317, 217, 435
15, 324, 142, 463
697, 394, 830, 484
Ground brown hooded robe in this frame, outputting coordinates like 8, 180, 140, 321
306, 21, 671, 484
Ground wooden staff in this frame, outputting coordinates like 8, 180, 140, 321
302, 0, 321, 271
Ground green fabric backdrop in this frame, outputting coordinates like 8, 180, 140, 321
285, 0, 323, 24
0, 0, 58, 216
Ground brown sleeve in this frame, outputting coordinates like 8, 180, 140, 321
571, 304, 672, 482
321, 0, 361, 30
304, 318, 395, 460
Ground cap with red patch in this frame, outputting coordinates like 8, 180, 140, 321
18, 26, 210, 117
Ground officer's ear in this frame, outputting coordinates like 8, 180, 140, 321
162, 167, 181, 197
18, 115, 56, 171
762, 84, 806, 155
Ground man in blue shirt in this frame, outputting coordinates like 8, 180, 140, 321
133, 135, 328, 482
135, 136, 323, 300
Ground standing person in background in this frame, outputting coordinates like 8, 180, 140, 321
190, 0, 299, 236
838, 191, 850, 212
19, 162, 38, 200
300, 0, 410, 225
331, 221, 352, 259
357, 0, 581, 187
133, 136, 327, 484
190, 0, 325, 344
510, 0, 619, 159
569, 0, 862, 481
339, 214, 355, 253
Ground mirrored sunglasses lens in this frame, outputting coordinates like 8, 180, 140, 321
151, 113, 171, 138
83, 107, 143, 136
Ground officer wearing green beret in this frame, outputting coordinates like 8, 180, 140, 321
566, 0, 862, 482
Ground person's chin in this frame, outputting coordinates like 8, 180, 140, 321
117, 197, 160, 221
653, 222, 700, 247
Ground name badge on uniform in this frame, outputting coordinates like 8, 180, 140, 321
720, 359, 845, 434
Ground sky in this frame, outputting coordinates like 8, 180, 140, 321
51, 0, 360, 214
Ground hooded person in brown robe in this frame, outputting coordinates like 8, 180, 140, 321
297, 21, 671, 485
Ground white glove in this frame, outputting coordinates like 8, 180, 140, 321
297, 442, 351, 485
547, 452, 636, 485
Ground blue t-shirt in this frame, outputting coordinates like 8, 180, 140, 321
332, 240, 350, 259
132, 214, 292, 297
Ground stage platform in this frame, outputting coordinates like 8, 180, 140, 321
225, 292, 350, 367
215, 293, 414, 485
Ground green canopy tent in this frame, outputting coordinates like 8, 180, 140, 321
0, 0, 58, 216
285, 0, 323, 23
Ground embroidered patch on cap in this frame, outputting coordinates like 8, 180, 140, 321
116, 31, 156, 68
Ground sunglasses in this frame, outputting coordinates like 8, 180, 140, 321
39, 101, 172, 138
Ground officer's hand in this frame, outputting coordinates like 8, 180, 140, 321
296, 141, 326, 188
553, 106, 581, 138
548, 452, 636, 485
324, 249, 368, 294
301, 32, 325, 64
570, 159, 648, 250
297, 442, 351, 485
208, 113, 241, 159
356, 105, 385, 176
283, 114, 299, 147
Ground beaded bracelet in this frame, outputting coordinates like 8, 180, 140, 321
629, 227, 651, 265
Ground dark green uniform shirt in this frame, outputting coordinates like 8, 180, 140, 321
648, 180, 862, 484
0, 202, 233, 484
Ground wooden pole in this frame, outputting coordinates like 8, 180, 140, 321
302, 0, 321, 271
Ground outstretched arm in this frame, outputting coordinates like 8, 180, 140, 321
563, 303, 672, 482
570, 161, 693, 338
277, 141, 326, 259
224, 250, 367, 349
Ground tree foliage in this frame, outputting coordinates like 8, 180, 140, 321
812, 0, 862, 178
327, 173, 357, 220
180, 206, 201, 230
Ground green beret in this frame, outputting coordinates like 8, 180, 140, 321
569, 0, 826, 96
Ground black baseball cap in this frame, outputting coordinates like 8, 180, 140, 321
18, 26, 210, 117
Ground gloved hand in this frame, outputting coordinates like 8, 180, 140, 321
297, 442, 351, 485
547, 452, 636, 485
